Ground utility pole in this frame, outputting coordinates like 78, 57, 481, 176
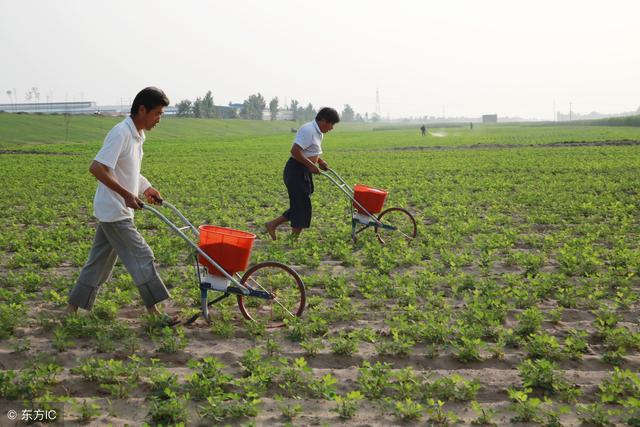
375, 88, 381, 118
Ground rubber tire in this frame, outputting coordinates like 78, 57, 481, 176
237, 261, 306, 328
375, 207, 417, 245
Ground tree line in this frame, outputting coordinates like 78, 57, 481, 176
174, 91, 363, 122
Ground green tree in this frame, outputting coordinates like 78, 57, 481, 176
342, 104, 355, 122
304, 103, 316, 121
175, 100, 192, 117
201, 91, 215, 118
290, 100, 299, 121
269, 97, 279, 121
193, 97, 202, 118
241, 93, 266, 120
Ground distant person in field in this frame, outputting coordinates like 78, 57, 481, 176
66, 87, 179, 326
420, 124, 427, 136
265, 107, 341, 240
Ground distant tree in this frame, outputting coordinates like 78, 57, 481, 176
637, 105, 640, 114
371, 112, 380, 122
355, 113, 364, 122
269, 97, 279, 121
175, 99, 193, 117
25, 87, 40, 112
290, 99, 299, 120
341, 104, 355, 122
201, 91, 215, 118
192, 97, 202, 118
241, 93, 266, 120
303, 103, 316, 121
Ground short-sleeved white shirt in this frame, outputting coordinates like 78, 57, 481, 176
292, 120, 323, 158
92, 116, 151, 222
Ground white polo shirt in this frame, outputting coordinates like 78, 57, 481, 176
92, 116, 151, 222
292, 120, 323, 158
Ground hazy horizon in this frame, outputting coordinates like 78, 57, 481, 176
1, 0, 639, 119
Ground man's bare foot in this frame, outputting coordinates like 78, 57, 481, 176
265, 222, 277, 240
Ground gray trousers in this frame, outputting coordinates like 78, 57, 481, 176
68, 219, 170, 310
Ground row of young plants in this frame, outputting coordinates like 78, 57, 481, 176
3, 349, 639, 424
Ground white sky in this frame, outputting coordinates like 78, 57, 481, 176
1, 0, 639, 119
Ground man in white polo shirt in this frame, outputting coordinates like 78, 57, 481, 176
67, 87, 178, 326
265, 107, 340, 240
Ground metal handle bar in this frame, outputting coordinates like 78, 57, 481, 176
162, 201, 200, 238
320, 168, 382, 225
141, 201, 250, 295
320, 168, 353, 194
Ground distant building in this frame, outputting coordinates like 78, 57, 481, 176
0, 101, 98, 114
214, 105, 237, 119
482, 114, 498, 123
261, 109, 295, 121
228, 103, 243, 116
0, 101, 178, 116
277, 109, 294, 121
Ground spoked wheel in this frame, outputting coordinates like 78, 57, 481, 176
237, 261, 306, 328
375, 207, 417, 245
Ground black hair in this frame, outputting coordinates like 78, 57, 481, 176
315, 107, 340, 124
130, 87, 170, 116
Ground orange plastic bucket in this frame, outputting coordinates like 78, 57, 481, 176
198, 225, 256, 276
353, 184, 388, 214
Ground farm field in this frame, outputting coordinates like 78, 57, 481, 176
1, 114, 640, 425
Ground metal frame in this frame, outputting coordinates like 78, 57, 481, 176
320, 168, 397, 240
142, 201, 262, 323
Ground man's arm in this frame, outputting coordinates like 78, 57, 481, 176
89, 160, 142, 209
291, 144, 320, 174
